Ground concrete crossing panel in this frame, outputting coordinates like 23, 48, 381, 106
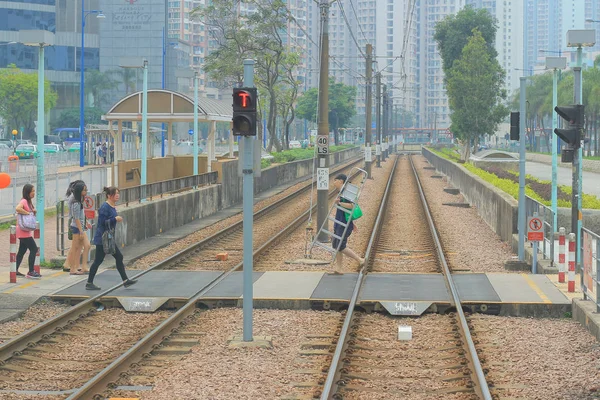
252, 272, 324, 299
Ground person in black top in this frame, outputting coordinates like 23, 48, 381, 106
331, 174, 364, 274
86, 186, 136, 290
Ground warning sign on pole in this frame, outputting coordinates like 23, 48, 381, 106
83, 195, 94, 210
316, 168, 329, 190
527, 216, 544, 241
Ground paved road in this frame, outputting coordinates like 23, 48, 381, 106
525, 161, 600, 198
0, 167, 108, 217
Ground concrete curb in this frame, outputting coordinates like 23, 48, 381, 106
572, 299, 600, 342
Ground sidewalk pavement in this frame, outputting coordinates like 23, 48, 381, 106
0, 172, 314, 323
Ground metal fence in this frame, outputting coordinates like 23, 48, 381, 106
582, 227, 600, 313
0, 167, 108, 219
525, 195, 555, 265
55, 171, 218, 255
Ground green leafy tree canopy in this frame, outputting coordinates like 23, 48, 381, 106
296, 78, 356, 129
51, 107, 104, 130
0, 65, 58, 139
445, 29, 508, 160
433, 6, 498, 78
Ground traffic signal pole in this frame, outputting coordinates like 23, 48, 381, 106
316, 0, 330, 241
518, 77, 526, 261
241, 59, 255, 342
574, 60, 583, 271
364, 44, 373, 178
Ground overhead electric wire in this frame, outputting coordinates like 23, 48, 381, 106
346, 0, 367, 43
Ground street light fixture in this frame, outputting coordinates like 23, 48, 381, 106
566, 29, 595, 277
79, 4, 105, 167
19, 29, 54, 263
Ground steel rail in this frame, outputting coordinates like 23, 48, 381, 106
66, 169, 365, 399
0, 157, 362, 365
409, 156, 492, 400
321, 155, 398, 399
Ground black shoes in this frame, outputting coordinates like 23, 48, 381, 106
123, 279, 137, 288
16, 271, 25, 277
85, 282, 101, 290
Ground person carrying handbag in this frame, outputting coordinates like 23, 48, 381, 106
86, 186, 136, 290
65, 182, 91, 275
14, 184, 41, 279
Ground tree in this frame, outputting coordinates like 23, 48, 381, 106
0, 65, 58, 140
51, 107, 104, 130
296, 78, 356, 144
195, 0, 302, 151
84, 70, 117, 109
433, 6, 498, 78
109, 68, 138, 96
444, 30, 508, 160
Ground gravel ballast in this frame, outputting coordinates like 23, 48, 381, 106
0, 301, 70, 344
415, 154, 515, 273
140, 308, 341, 400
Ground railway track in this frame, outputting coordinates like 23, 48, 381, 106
317, 154, 492, 400
0, 157, 364, 399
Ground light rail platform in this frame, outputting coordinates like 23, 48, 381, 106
50, 271, 571, 316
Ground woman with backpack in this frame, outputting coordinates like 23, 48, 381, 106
65, 181, 90, 275
14, 184, 41, 279
86, 186, 137, 290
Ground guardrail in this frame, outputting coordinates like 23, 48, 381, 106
581, 227, 600, 313
525, 195, 555, 266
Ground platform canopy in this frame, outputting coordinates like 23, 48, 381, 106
102, 89, 232, 123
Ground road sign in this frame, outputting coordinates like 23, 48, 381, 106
83, 195, 94, 210
317, 135, 328, 154
316, 168, 329, 190
527, 216, 544, 241
188, 129, 194, 135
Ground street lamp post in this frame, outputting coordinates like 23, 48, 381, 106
161, 27, 179, 157
79, 3, 105, 167
566, 29, 596, 276
19, 30, 55, 262
545, 56, 567, 238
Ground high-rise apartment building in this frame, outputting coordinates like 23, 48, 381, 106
466, 0, 524, 97
416, 0, 465, 130
0, 0, 101, 121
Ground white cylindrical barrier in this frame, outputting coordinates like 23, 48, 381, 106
568, 232, 576, 293
9, 225, 16, 283
34, 222, 40, 274
558, 227, 566, 283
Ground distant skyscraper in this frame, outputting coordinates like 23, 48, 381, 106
466, 0, 524, 98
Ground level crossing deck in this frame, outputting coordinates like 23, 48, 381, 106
50, 270, 571, 316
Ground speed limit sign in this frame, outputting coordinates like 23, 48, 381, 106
317, 135, 329, 154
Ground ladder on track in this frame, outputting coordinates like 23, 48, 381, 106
308, 167, 368, 263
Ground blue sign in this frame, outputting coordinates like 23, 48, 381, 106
188, 129, 194, 135
371, 122, 376, 129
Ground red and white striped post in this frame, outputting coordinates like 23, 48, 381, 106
9, 225, 16, 283
568, 232, 576, 293
558, 227, 566, 283
34, 222, 40, 274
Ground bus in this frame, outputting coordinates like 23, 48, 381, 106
52, 128, 82, 144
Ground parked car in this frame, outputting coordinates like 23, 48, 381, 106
68, 142, 82, 152
16, 139, 32, 147
44, 135, 63, 146
15, 144, 37, 159
289, 140, 302, 149
44, 143, 64, 153
0, 139, 13, 149
0, 142, 11, 150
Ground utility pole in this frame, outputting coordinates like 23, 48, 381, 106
316, 0, 330, 241
364, 44, 373, 178
394, 104, 399, 153
375, 72, 381, 168
382, 86, 388, 161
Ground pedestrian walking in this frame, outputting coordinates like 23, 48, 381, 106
86, 186, 136, 290
65, 182, 90, 275
95, 143, 102, 165
14, 184, 41, 279
330, 174, 364, 274
102, 142, 107, 164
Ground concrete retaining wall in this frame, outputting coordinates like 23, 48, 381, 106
526, 153, 600, 173
423, 148, 600, 242
105, 147, 360, 249
422, 148, 518, 243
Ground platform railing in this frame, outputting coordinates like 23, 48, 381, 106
525, 196, 555, 266
581, 227, 600, 313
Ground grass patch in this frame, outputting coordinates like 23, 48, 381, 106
268, 145, 355, 164
429, 146, 600, 210
41, 259, 64, 269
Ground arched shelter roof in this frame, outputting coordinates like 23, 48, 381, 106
102, 89, 232, 123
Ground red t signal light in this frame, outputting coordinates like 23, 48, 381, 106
233, 88, 257, 112
232, 87, 258, 136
